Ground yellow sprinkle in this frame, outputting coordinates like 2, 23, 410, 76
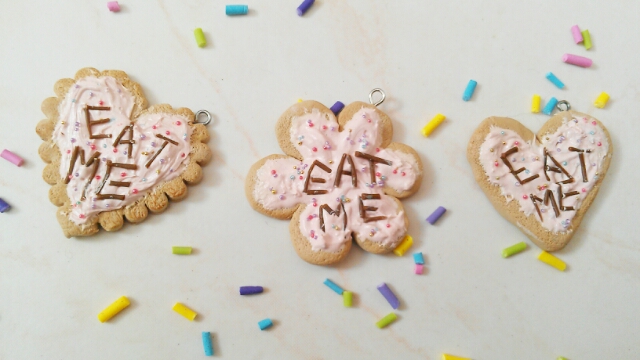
537, 251, 566, 271
502, 141, 506, 145
172, 302, 197, 321
298, 142, 302, 145
489, 148, 494, 152
297, 98, 303, 103
271, 190, 276, 194
594, 92, 610, 109
329, 160, 333, 164
393, 235, 413, 256
531, 94, 541, 113
97, 296, 130, 323
442, 354, 472, 360
61, 121, 66, 125
156, 169, 160, 174
421, 114, 446, 137
142, 152, 148, 156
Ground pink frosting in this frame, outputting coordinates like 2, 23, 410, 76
478, 113, 610, 233
53, 76, 192, 225
253, 107, 421, 252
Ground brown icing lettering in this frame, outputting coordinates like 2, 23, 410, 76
145, 134, 178, 168
319, 203, 347, 232
354, 151, 392, 183
303, 160, 332, 195
569, 147, 591, 183
85, 106, 112, 139
543, 148, 574, 184
334, 153, 357, 188
65, 146, 86, 184
113, 124, 135, 159
500, 147, 539, 185
359, 193, 386, 223
95, 160, 138, 200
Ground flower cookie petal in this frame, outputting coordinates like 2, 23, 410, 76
276, 101, 337, 160
246, 154, 305, 220
353, 196, 409, 254
338, 102, 393, 149
289, 204, 352, 265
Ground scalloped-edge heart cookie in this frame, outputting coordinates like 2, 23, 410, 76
245, 100, 423, 265
467, 110, 613, 251
36, 68, 212, 237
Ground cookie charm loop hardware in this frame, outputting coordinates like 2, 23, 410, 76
369, 88, 386, 107
556, 100, 571, 112
194, 109, 212, 125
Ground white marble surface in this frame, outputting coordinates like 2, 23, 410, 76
1, 1, 639, 359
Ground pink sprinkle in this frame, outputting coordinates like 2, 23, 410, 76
415, 264, 424, 275
165, 131, 171, 136
308, 122, 314, 127
581, 188, 586, 193
386, 224, 391, 228
176, 121, 182, 126
376, 148, 380, 152
181, 153, 186, 157
271, 170, 276, 175
522, 194, 528, 199
79, 214, 86, 219
592, 121, 597, 125
393, 169, 398, 174
312, 147, 317, 152
1, 149, 24, 167
132, 189, 139, 194
597, 142, 602, 146
152, 125, 157, 129
99, 100, 104, 106
95, 175, 101, 180
90, 144, 96, 150
299, 176, 303, 180
494, 161, 499, 167
401, 172, 406, 176
107, 1, 120, 12
120, 172, 126, 177
514, 141, 519, 146
113, 148, 118, 153
322, 125, 327, 130
67, 150, 71, 154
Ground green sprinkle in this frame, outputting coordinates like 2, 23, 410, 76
194, 28, 206, 48
557, 357, 569, 360
375, 312, 397, 329
343, 291, 352, 307
172, 246, 192, 255
502, 242, 527, 258
582, 29, 592, 50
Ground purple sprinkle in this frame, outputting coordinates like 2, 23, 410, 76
70, 138, 76, 143
330, 101, 345, 115
151, 142, 156, 147
239, 286, 264, 295
297, 0, 315, 16
426, 206, 446, 225
0, 199, 11, 213
377, 283, 400, 309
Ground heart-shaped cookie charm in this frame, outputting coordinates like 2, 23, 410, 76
467, 111, 612, 251
36, 68, 212, 237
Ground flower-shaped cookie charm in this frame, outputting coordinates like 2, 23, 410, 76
36, 68, 212, 237
246, 101, 423, 265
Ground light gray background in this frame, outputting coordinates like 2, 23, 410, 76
1, 1, 638, 359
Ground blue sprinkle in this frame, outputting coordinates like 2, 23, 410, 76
413, 252, 425, 265
323, 278, 344, 295
258, 318, 273, 331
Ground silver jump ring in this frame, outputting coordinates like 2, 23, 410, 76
194, 110, 212, 125
369, 88, 386, 107
556, 100, 571, 112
